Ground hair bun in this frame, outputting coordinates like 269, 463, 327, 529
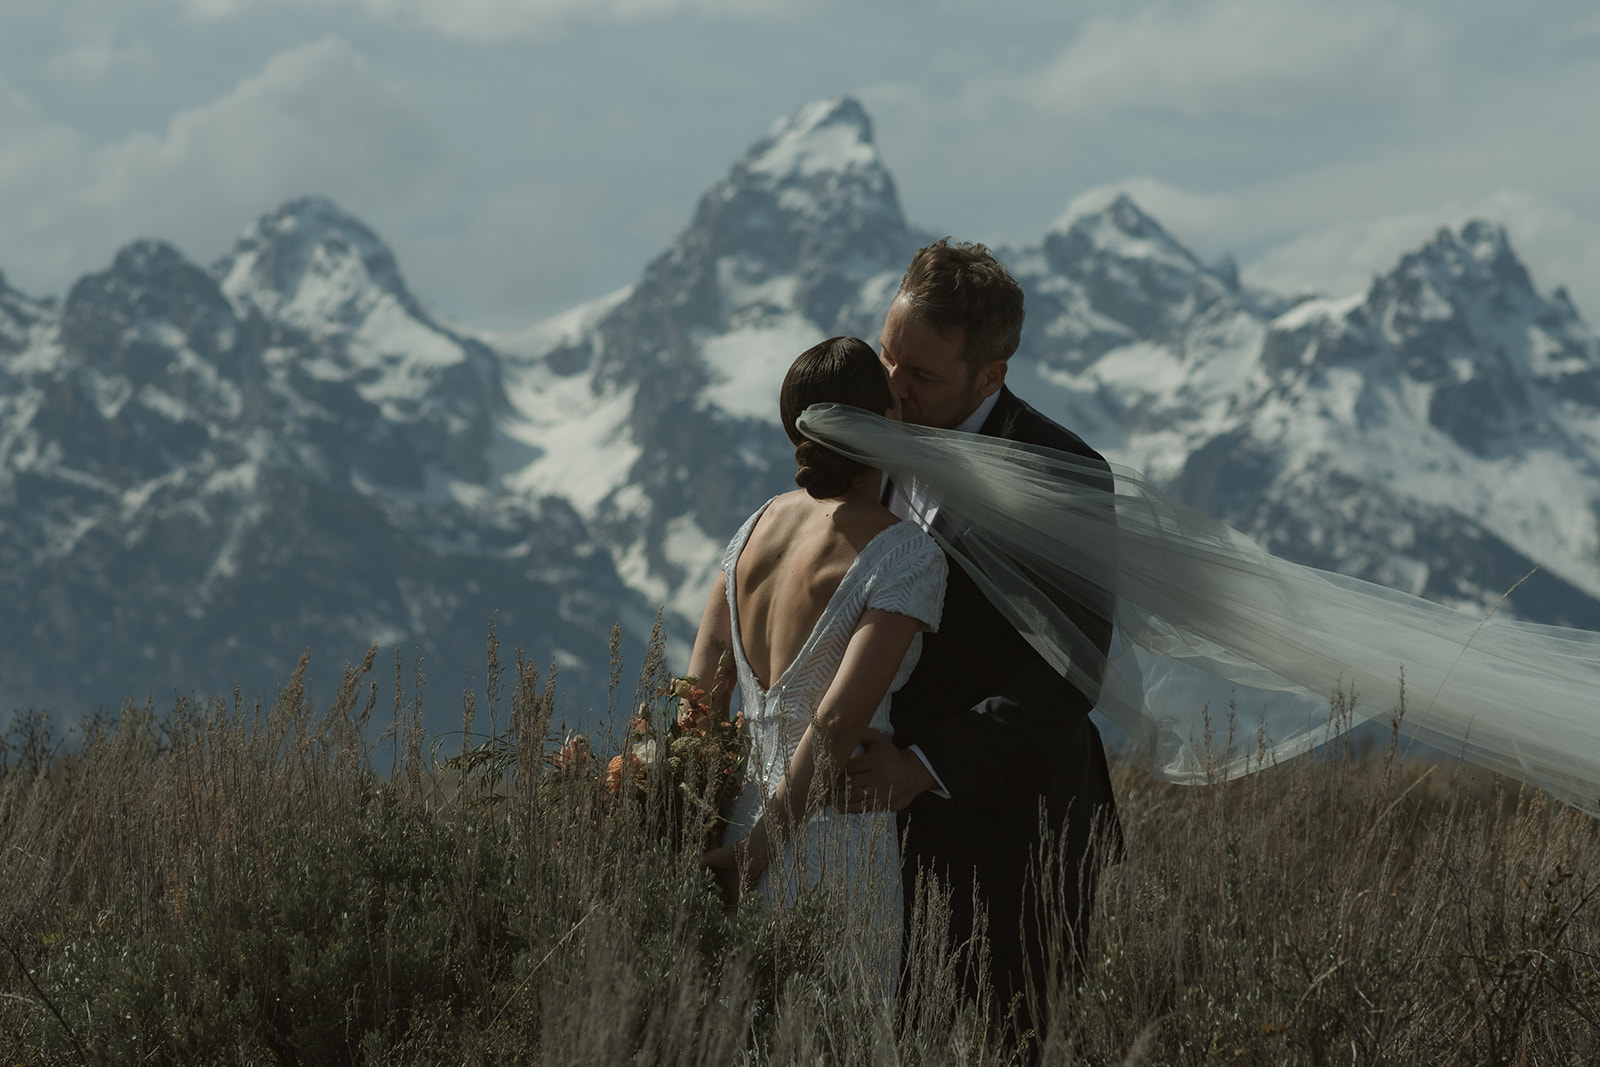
794, 440, 861, 499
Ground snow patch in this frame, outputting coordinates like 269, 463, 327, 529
138, 385, 192, 423
501, 376, 639, 515
348, 296, 464, 374
661, 513, 723, 623
1271, 294, 1364, 332
700, 317, 824, 421
748, 100, 877, 181
717, 259, 801, 314
484, 285, 631, 364
614, 535, 671, 609
1085, 342, 1188, 394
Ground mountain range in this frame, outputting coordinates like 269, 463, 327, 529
4, 96, 1598, 736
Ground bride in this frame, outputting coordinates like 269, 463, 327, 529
693, 336, 946, 992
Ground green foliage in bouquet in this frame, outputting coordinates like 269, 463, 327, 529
604, 661, 748, 853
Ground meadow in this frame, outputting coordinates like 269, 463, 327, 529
1, 625, 1597, 1065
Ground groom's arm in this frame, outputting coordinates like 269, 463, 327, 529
847, 405, 1118, 810
912, 649, 1106, 803
844, 570, 1114, 812
842, 641, 1106, 812
906, 448, 1118, 803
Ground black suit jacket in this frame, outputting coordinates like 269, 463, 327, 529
893, 386, 1122, 905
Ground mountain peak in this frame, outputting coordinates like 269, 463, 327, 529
743, 97, 879, 183
111, 238, 199, 279
1096, 193, 1160, 234
1025, 191, 1248, 361
1048, 192, 1202, 274
253, 195, 388, 244
82, 238, 227, 320
215, 196, 421, 327
715, 95, 902, 240
57, 238, 241, 379
1460, 218, 1511, 260
612, 97, 913, 342
1372, 219, 1539, 318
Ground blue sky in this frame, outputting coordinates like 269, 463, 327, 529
2, 0, 1597, 327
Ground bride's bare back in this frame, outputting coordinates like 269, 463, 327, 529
734, 491, 900, 691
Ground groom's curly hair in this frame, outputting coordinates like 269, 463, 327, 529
780, 336, 893, 500
897, 238, 1025, 368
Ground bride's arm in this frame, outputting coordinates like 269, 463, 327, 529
685, 572, 736, 720
722, 607, 922, 884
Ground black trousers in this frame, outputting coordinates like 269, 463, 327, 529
898, 786, 1115, 1042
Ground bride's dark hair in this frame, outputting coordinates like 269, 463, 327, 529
780, 336, 893, 500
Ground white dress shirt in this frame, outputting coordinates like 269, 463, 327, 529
885, 389, 1002, 800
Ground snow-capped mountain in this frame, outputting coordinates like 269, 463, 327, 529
6, 96, 1600, 732
496, 98, 929, 627
1004, 199, 1600, 628
0, 200, 656, 730
500, 102, 1600, 646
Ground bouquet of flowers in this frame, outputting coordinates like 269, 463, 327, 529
606, 674, 748, 851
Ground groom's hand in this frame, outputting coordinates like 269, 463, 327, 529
844, 729, 935, 813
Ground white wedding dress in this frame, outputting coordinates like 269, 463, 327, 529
721, 497, 946, 997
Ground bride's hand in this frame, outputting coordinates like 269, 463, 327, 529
702, 836, 767, 915
702, 845, 743, 913
843, 729, 935, 812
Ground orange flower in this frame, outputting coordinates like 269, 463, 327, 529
552, 734, 591, 770
606, 750, 647, 797
677, 694, 711, 735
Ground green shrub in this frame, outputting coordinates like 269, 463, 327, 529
2, 638, 1597, 1064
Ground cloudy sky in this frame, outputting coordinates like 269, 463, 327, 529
2, 0, 1597, 328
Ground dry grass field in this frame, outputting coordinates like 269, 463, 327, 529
2, 630, 1597, 1065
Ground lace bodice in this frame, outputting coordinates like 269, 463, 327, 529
722, 498, 947, 799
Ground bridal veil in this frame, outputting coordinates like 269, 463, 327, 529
797, 404, 1600, 817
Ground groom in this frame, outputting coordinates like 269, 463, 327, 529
844, 238, 1122, 1030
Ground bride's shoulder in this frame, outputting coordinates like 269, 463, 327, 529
873, 518, 943, 562
862, 521, 947, 624
748, 491, 810, 535
738, 492, 803, 527
730, 492, 806, 555
764, 490, 810, 516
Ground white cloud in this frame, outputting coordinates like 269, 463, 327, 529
1020, 0, 1444, 118
408, 182, 608, 327
43, 27, 153, 86
180, 0, 809, 40
1243, 191, 1600, 319
0, 37, 445, 298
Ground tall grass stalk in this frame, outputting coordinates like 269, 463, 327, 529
1, 640, 1596, 1064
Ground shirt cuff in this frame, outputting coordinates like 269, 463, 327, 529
907, 744, 951, 800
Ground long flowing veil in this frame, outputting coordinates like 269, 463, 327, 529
797, 403, 1600, 816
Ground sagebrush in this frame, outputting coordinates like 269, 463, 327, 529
1, 632, 1597, 1064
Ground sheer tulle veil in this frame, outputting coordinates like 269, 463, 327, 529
797, 403, 1600, 816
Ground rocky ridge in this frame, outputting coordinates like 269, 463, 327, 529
1, 200, 654, 729
5, 97, 1600, 732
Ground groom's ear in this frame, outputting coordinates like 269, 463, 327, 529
975, 358, 1008, 400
